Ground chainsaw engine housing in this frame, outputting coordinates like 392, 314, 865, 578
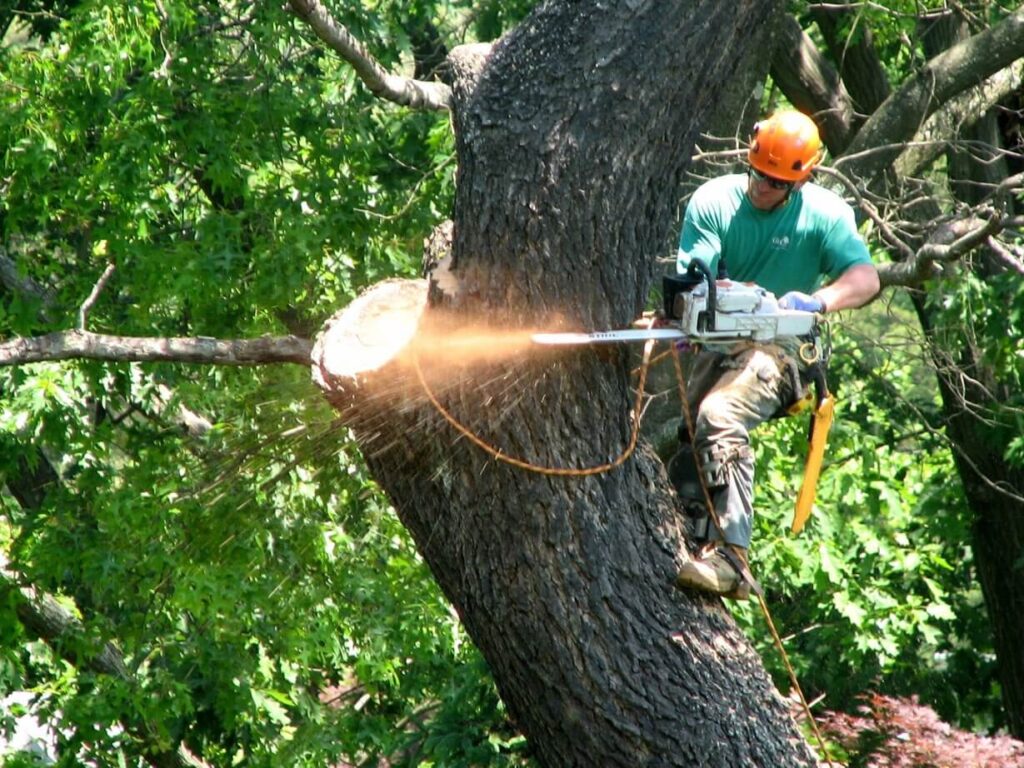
663, 273, 816, 343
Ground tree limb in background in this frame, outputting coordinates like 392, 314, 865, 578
895, 59, 1024, 179
812, 164, 917, 264
286, 0, 452, 110
0, 330, 312, 367
78, 262, 117, 331
837, 6, 1024, 181
988, 237, 1024, 276
770, 14, 856, 152
0, 555, 211, 768
809, 0, 891, 121
880, 209, 1004, 286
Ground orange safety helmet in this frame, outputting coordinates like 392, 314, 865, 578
748, 110, 824, 182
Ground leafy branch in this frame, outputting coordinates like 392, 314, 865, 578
0, 554, 212, 768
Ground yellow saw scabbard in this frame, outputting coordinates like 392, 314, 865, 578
791, 393, 835, 534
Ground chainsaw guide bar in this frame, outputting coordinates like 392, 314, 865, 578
530, 328, 688, 345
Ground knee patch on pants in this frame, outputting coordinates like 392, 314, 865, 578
698, 443, 753, 489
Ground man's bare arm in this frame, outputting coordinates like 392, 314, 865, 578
814, 263, 880, 312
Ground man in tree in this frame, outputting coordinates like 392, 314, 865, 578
674, 110, 880, 599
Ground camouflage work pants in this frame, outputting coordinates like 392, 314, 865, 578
682, 343, 804, 549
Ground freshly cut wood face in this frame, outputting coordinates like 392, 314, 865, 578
314, 279, 429, 382
313, 278, 547, 393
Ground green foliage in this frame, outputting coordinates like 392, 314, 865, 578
792, 0, 1024, 86
729, 298, 1001, 731
0, 1, 454, 339
0, 1, 525, 765
0, 355, 526, 764
1, 0, 1019, 763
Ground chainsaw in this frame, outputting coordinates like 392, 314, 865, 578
532, 260, 819, 347
531, 259, 832, 536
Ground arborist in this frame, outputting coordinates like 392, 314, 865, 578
673, 110, 880, 599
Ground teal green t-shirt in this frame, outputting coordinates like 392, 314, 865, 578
676, 174, 872, 296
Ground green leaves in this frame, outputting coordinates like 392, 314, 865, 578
0, 0, 482, 762
731, 307, 995, 729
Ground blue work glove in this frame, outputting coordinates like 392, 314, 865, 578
778, 291, 825, 313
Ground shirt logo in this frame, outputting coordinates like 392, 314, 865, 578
771, 235, 790, 249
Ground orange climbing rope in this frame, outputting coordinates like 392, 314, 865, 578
411, 322, 658, 477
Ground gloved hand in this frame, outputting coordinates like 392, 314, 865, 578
778, 291, 825, 313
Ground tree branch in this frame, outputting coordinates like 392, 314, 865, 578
769, 14, 856, 152
876, 208, 1014, 287
988, 237, 1024, 276
78, 262, 117, 331
809, 0, 891, 121
286, 0, 452, 110
0, 330, 312, 367
895, 59, 1024, 179
813, 164, 917, 262
837, 6, 1024, 181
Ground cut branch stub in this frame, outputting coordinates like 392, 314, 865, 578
311, 277, 543, 422
311, 278, 428, 412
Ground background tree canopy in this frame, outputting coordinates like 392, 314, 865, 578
1, 1, 1023, 766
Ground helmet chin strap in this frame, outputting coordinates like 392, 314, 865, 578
770, 188, 794, 211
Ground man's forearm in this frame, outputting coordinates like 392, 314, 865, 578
814, 264, 880, 312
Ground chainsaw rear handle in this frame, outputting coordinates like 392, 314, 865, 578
663, 258, 721, 329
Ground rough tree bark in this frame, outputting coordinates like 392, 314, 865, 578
916, 8, 1024, 738
311, 1, 824, 765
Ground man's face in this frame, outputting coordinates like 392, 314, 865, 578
746, 167, 799, 210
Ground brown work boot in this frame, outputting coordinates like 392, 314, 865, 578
676, 543, 752, 600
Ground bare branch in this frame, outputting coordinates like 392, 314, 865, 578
287, 0, 451, 110
813, 164, 916, 262
0, 330, 312, 367
917, 209, 1002, 263
78, 262, 117, 331
876, 209, 1016, 288
987, 237, 1024, 276
808, 2, 952, 18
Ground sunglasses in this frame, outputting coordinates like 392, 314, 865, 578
748, 167, 794, 191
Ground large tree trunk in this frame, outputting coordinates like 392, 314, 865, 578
910, 292, 1024, 737
313, 1, 822, 765
914, 9, 1024, 737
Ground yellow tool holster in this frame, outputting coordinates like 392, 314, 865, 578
791, 392, 835, 534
